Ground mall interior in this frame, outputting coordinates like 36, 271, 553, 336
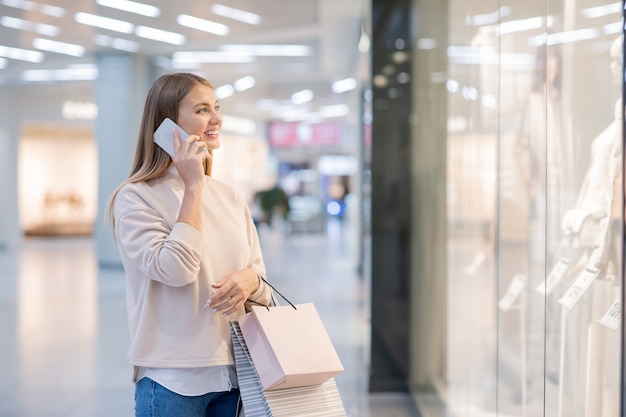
0, 0, 624, 416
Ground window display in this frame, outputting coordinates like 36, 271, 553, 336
414, 0, 623, 416
18, 124, 97, 236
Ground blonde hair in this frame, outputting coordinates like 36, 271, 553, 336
106, 72, 214, 229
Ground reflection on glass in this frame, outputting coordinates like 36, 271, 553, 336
431, 0, 623, 416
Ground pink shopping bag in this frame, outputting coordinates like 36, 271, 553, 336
238, 303, 344, 391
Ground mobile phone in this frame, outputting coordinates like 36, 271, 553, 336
153, 117, 189, 157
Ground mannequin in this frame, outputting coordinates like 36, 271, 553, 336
515, 36, 623, 417
561, 36, 622, 276
555, 36, 622, 417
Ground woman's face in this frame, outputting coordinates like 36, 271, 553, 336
177, 84, 222, 150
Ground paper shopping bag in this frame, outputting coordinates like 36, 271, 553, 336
238, 303, 344, 391
231, 321, 346, 417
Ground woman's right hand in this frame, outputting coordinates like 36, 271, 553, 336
172, 128, 211, 188
172, 129, 210, 231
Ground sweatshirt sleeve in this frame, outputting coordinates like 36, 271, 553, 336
114, 190, 204, 288
242, 200, 273, 306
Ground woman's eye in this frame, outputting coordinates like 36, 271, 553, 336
215, 105, 220, 112
198, 108, 208, 113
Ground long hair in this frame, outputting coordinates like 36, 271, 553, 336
106, 72, 214, 229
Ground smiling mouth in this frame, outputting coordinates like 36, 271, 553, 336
205, 130, 219, 137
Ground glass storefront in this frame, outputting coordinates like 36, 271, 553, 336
382, 0, 625, 415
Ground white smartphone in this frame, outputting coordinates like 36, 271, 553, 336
153, 117, 189, 157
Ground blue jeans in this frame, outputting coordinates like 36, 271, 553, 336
135, 377, 240, 417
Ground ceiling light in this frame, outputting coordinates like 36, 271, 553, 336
291, 89, 314, 105
0, 57, 7, 68
1, 0, 36, 11
94, 34, 140, 53
40, 4, 65, 17
135, 25, 185, 45
211, 4, 261, 25
220, 44, 311, 56
332, 78, 357, 93
14, 18, 59, 36
172, 51, 254, 66
1, 16, 60, 36
96, 0, 160, 18
215, 84, 234, 99
177, 14, 229, 36
318, 104, 350, 118
234, 76, 255, 91
21, 65, 98, 82
0, 44, 44, 62
1, 16, 28, 30
34, 22, 59, 36
33, 38, 85, 57
75, 12, 134, 33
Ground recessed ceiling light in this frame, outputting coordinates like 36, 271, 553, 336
1, 0, 36, 11
33, 38, 85, 57
75, 12, 134, 34
96, 0, 160, 18
21, 65, 98, 82
177, 14, 229, 36
291, 89, 314, 105
40, 4, 65, 17
211, 4, 261, 25
234, 76, 255, 91
2, 0, 65, 17
172, 51, 254, 66
220, 44, 311, 56
215, 84, 234, 99
1, 16, 60, 36
332, 78, 357, 93
135, 26, 185, 45
0, 44, 44, 62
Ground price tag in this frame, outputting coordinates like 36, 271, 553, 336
499, 274, 527, 311
597, 299, 621, 330
465, 252, 486, 275
558, 267, 600, 309
535, 257, 570, 296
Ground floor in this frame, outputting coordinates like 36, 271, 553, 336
0, 217, 420, 417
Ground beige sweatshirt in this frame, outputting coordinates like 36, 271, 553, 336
113, 168, 271, 369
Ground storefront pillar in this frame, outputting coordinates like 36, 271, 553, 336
94, 54, 156, 267
369, 0, 413, 392
0, 90, 20, 252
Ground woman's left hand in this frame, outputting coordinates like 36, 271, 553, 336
205, 268, 260, 316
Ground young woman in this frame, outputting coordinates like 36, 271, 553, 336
108, 72, 272, 417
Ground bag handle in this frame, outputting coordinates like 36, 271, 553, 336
247, 276, 297, 311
